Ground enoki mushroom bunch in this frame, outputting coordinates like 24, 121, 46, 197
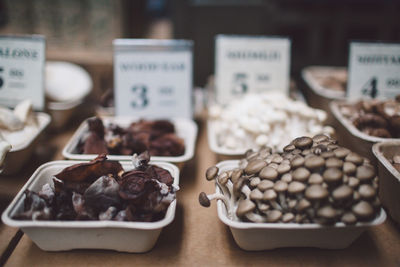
199, 135, 381, 225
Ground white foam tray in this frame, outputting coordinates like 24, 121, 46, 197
62, 117, 198, 165
1, 112, 51, 174
214, 160, 386, 250
2, 160, 179, 252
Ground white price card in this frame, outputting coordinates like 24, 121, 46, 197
0, 35, 45, 110
114, 39, 193, 118
215, 35, 291, 104
348, 42, 400, 100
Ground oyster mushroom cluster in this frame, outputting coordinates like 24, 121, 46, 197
13, 152, 177, 222
209, 92, 334, 151
76, 117, 185, 157
199, 135, 381, 225
339, 96, 400, 138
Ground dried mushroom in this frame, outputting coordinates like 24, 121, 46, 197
76, 117, 185, 157
13, 152, 177, 222
199, 135, 381, 225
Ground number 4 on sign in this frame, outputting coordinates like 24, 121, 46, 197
361, 77, 378, 98
131, 84, 148, 108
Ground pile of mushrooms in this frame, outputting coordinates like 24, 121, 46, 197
199, 134, 381, 225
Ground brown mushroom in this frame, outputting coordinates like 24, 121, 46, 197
206, 166, 219, 181
352, 201, 375, 221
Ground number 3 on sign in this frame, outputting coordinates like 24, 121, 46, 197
361, 77, 378, 98
131, 84, 148, 108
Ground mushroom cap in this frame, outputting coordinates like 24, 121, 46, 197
292, 167, 311, 182
272, 154, 284, 164
321, 151, 335, 159
233, 177, 246, 196
345, 152, 364, 165
263, 189, 277, 201
282, 212, 295, 223
348, 177, 360, 188
308, 173, 324, 184
266, 210, 282, 222
312, 134, 329, 143
293, 136, 313, 150
393, 155, 400, 164
323, 168, 343, 184
304, 156, 325, 170
343, 162, 357, 175
198, 192, 211, 207
277, 163, 291, 175
341, 212, 357, 225
356, 165, 376, 182
257, 179, 275, 191
259, 166, 279, 180
250, 188, 264, 200
291, 155, 305, 168
217, 172, 229, 185
206, 166, 219, 181
332, 185, 353, 201
249, 177, 261, 187
236, 199, 256, 217
334, 147, 350, 159
274, 180, 288, 192
245, 159, 267, 175
296, 198, 311, 211
352, 201, 374, 220
325, 157, 344, 169
305, 184, 329, 200
231, 169, 243, 183
288, 181, 306, 194
358, 184, 376, 199
317, 205, 337, 220
283, 144, 296, 152
281, 173, 293, 183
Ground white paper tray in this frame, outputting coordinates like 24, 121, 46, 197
2, 160, 179, 253
1, 112, 51, 175
214, 160, 386, 250
330, 100, 399, 163
62, 117, 197, 167
372, 141, 400, 224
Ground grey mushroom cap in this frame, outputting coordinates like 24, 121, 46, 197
231, 169, 243, 183
304, 156, 325, 170
282, 212, 295, 223
217, 172, 229, 185
358, 184, 376, 199
312, 134, 329, 143
332, 185, 353, 201
291, 155, 305, 168
305, 184, 329, 200
323, 168, 343, 184
341, 212, 357, 225
293, 136, 313, 150
274, 180, 288, 192
356, 165, 376, 182
343, 162, 357, 175
266, 210, 283, 222
308, 173, 324, 184
250, 189, 264, 201
288, 181, 306, 195
236, 199, 256, 217
263, 189, 277, 201
348, 177, 360, 188
245, 159, 267, 175
296, 198, 311, 212
277, 163, 291, 175
233, 177, 246, 197
199, 192, 211, 207
205, 166, 219, 181
325, 157, 344, 169
352, 201, 375, 220
345, 152, 364, 165
317, 205, 337, 221
334, 147, 350, 159
292, 167, 311, 182
257, 179, 275, 191
259, 166, 279, 180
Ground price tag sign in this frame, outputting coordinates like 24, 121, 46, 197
0, 35, 45, 110
348, 42, 400, 99
114, 39, 193, 118
215, 35, 291, 104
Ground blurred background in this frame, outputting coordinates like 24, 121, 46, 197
0, 0, 399, 92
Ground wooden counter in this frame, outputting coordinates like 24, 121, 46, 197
1, 120, 400, 266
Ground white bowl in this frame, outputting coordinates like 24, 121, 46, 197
372, 141, 400, 224
2, 160, 179, 252
214, 160, 386, 250
62, 117, 198, 168
330, 100, 399, 162
0, 112, 51, 175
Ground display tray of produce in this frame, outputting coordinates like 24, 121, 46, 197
330, 97, 400, 162
208, 92, 334, 160
1, 152, 179, 253
0, 100, 51, 175
372, 141, 400, 224
62, 116, 197, 168
200, 135, 386, 250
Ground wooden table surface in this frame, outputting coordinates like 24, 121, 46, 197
1, 119, 400, 267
